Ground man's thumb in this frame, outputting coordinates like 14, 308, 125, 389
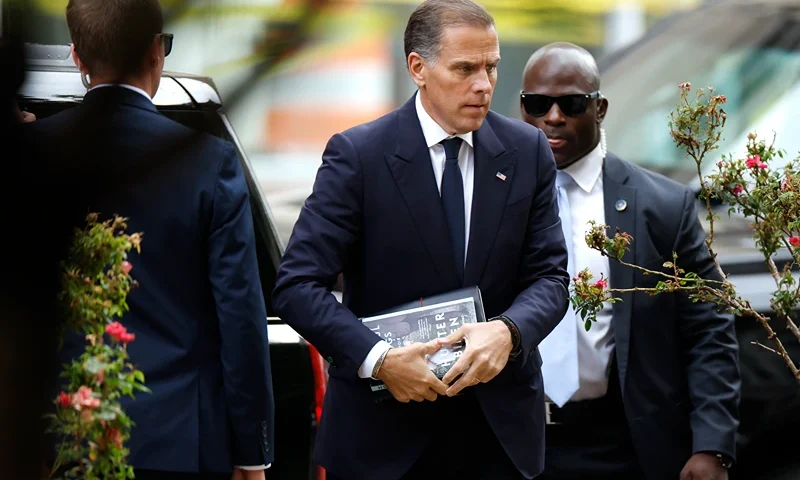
421, 339, 444, 354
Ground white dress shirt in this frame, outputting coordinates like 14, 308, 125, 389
91, 81, 269, 471
89, 83, 153, 102
358, 91, 475, 379
560, 142, 615, 402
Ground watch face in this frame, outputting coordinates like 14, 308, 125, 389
717, 454, 733, 468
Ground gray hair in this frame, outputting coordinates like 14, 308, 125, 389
404, 0, 495, 65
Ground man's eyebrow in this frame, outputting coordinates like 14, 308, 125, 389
451, 60, 477, 68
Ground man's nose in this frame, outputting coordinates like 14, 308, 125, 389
544, 103, 566, 125
473, 70, 492, 94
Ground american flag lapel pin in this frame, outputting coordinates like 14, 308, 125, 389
496, 171, 507, 181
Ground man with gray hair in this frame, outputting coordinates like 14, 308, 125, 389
272, 1, 569, 479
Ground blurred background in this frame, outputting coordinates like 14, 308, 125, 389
1, 0, 712, 244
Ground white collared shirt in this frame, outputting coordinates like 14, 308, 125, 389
358, 91, 477, 379
89, 83, 153, 103
560, 142, 615, 401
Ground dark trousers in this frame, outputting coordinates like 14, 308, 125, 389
134, 470, 229, 480
327, 391, 524, 480
537, 359, 645, 480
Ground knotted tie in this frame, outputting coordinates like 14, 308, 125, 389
440, 137, 465, 281
539, 171, 580, 407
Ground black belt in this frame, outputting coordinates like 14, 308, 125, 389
545, 393, 625, 427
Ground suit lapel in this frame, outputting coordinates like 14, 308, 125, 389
603, 153, 637, 392
463, 119, 514, 286
385, 98, 461, 287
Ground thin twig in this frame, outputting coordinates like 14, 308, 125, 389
752, 340, 779, 355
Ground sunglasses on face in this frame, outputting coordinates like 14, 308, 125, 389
520, 91, 602, 117
158, 33, 174, 57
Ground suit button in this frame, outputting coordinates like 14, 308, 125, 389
261, 421, 267, 429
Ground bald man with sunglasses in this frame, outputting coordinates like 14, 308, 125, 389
519, 42, 741, 480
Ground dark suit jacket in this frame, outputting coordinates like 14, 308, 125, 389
602, 153, 741, 479
272, 95, 570, 480
30, 86, 274, 473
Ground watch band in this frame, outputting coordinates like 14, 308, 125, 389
493, 315, 522, 357
716, 453, 733, 469
371, 347, 391, 380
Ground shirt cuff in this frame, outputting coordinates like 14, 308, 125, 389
235, 464, 272, 470
358, 340, 392, 379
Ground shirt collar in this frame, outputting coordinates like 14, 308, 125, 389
89, 84, 153, 104
415, 91, 474, 149
561, 141, 605, 193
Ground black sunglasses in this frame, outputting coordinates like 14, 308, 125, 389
520, 91, 602, 117
158, 33, 174, 57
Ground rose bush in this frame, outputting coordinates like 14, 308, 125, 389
570, 82, 800, 382
46, 214, 149, 480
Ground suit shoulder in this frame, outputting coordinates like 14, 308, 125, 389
338, 109, 398, 146
485, 111, 545, 144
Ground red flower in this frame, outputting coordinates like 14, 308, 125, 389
731, 184, 744, 195
57, 392, 71, 409
106, 321, 135, 344
594, 279, 608, 290
790, 236, 800, 248
106, 428, 123, 449
121, 261, 133, 275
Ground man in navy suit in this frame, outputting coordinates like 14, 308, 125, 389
271, 1, 569, 479
30, 1, 274, 479
521, 43, 740, 480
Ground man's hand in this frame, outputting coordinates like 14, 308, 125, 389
376, 340, 448, 403
440, 321, 513, 396
680, 453, 728, 480
231, 467, 265, 480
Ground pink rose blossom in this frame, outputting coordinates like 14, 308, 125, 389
745, 155, 767, 169
72, 386, 100, 411
121, 261, 133, 275
790, 236, 800, 248
731, 184, 744, 195
594, 279, 608, 290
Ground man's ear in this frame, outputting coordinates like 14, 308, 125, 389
147, 36, 162, 69
408, 52, 427, 88
70, 44, 87, 74
597, 97, 609, 123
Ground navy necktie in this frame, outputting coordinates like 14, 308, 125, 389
440, 137, 465, 281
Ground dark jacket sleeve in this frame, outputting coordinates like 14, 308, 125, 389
502, 128, 571, 362
271, 133, 382, 379
208, 141, 274, 466
673, 188, 741, 460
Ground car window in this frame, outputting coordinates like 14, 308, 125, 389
600, 6, 800, 187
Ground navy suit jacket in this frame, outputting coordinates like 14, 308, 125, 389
31, 86, 274, 473
602, 153, 740, 479
272, 95, 570, 480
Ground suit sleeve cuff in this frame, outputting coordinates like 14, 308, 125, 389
358, 340, 392, 379
235, 464, 272, 470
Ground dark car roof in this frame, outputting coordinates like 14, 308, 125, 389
19, 43, 222, 111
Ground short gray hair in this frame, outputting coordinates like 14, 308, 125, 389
404, 0, 495, 65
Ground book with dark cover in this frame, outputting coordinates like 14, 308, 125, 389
360, 286, 486, 400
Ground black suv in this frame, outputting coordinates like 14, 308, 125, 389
17, 43, 327, 480
598, 1, 800, 478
